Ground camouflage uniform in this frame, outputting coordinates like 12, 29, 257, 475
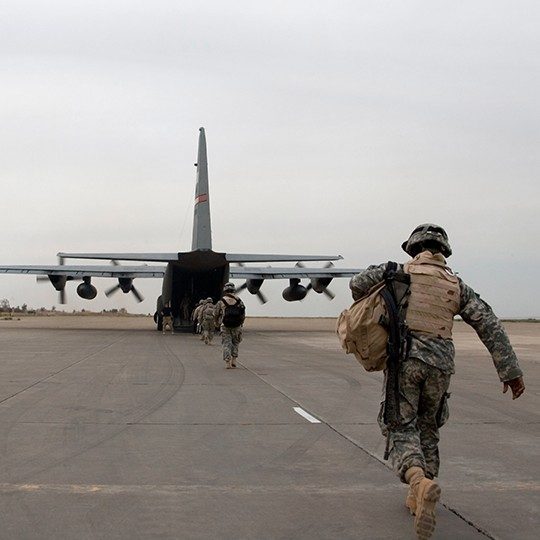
220, 327, 243, 362
193, 301, 206, 339
215, 293, 244, 366
161, 305, 174, 335
351, 258, 523, 482
201, 301, 216, 345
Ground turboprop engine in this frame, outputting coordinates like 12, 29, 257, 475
296, 262, 335, 299
311, 277, 332, 293
49, 275, 69, 304
77, 276, 97, 300
246, 279, 264, 295
36, 255, 70, 303
48, 275, 67, 291
282, 279, 308, 302
308, 277, 335, 298
105, 277, 144, 302
237, 278, 267, 304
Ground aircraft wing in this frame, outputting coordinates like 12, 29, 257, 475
229, 266, 362, 280
226, 254, 343, 263
0, 265, 166, 278
57, 252, 345, 264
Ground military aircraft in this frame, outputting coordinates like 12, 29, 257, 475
0, 128, 361, 331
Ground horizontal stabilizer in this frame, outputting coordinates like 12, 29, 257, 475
58, 252, 179, 262
226, 254, 343, 263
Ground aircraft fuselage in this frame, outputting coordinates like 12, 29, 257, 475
155, 250, 229, 331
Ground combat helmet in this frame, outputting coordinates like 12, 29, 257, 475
206, 297, 213, 303
223, 282, 236, 293
402, 223, 452, 257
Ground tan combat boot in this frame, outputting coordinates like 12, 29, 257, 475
414, 479, 441, 539
404, 466, 424, 516
231, 357, 237, 368
406, 485, 416, 515
226, 358, 232, 369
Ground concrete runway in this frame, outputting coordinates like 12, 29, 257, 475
0, 317, 537, 539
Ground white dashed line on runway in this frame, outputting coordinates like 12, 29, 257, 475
293, 407, 321, 423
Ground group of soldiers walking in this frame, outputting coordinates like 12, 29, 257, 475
190, 283, 246, 369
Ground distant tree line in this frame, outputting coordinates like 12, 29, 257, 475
0, 299, 35, 313
0, 300, 133, 316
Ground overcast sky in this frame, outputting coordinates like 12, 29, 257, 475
1, 0, 538, 318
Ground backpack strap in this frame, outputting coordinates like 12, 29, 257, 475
380, 261, 411, 460
380, 288, 401, 424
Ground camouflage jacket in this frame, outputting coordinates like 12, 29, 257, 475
349, 261, 523, 381
201, 302, 215, 321
192, 304, 204, 322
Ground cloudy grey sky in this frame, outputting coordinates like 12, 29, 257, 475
1, 0, 538, 317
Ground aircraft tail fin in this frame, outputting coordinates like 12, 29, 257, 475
191, 127, 212, 251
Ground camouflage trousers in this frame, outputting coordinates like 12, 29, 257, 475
221, 326, 243, 361
201, 319, 215, 344
378, 358, 451, 482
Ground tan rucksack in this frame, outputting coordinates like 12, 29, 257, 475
337, 262, 411, 372
336, 281, 390, 372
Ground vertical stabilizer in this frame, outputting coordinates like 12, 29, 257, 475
191, 127, 212, 251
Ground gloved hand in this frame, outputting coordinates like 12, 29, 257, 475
503, 376, 525, 399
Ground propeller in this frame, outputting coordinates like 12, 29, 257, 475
296, 261, 336, 300
235, 263, 268, 304
307, 283, 336, 300
58, 255, 66, 304
105, 261, 145, 303
105, 280, 145, 303
236, 281, 268, 304
130, 286, 144, 303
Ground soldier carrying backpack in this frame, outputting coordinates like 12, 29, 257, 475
215, 282, 246, 369
200, 298, 216, 345
340, 223, 525, 540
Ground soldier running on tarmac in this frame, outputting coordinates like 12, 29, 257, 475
200, 297, 216, 345
349, 224, 525, 540
214, 283, 246, 369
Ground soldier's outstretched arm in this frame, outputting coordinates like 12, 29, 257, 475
458, 280, 525, 398
349, 263, 389, 300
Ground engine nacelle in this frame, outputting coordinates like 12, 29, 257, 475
118, 277, 134, 293
48, 275, 67, 291
282, 279, 307, 302
77, 277, 97, 300
310, 277, 333, 294
247, 279, 264, 295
